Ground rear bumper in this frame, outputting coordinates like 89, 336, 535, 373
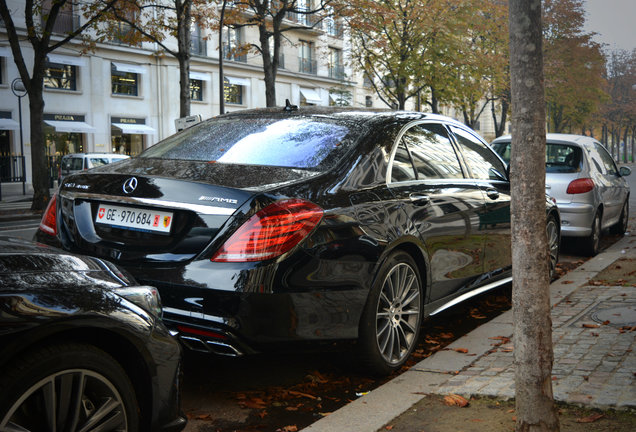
556, 202, 595, 237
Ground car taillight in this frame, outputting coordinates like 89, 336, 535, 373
566, 178, 594, 194
211, 199, 323, 262
39, 195, 57, 236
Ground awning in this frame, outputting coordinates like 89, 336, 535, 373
0, 118, 19, 130
225, 76, 251, 87
300, 87, 322, 104
112, 62, 147, 74
190, 71, 211, 81
112, 123, 156, 135
44, 120, 96, 133
47, 53, 87, 67
0, 46, 11, 57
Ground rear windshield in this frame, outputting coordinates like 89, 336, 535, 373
139, 117, 352, 169
491, 141, 582, 173
62, 157, 83, 171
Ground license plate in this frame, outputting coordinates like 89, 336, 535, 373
95, 204, 174, 234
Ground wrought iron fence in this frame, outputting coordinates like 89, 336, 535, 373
0, 155, 25, 183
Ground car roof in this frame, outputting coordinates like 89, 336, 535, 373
218, 106, 468, 129
62, 153, 130, 158
491, 133, 601, 147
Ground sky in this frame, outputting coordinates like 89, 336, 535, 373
583, 0, 636, 52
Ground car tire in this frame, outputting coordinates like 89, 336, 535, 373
359, 251, 423, 375
610, 200, 629, 235
584, 211, 601, 256
547, 213, 560, 280
0, 343, 139, 432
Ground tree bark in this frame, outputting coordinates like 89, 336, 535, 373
176, 0, 192, 118
508, 1, 559, 431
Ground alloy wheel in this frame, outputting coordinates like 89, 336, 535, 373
0, 369, 128, 432
547, 217, 559, 279
375, 262, 421, 365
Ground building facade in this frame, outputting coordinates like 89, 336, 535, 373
0, 0, 500, 191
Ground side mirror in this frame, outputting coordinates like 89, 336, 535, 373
619, 166, 631, 177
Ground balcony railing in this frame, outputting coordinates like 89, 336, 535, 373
286, 11, 322, 30
298, 57, 317, 74
326, 21, 344, 38
110, 21, 142, 47
328, 64, 345, 80
191, 35, 207, 56
42, 12, 80, 34
223, 44, 247, 62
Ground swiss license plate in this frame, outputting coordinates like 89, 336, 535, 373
95, 204, 173, 234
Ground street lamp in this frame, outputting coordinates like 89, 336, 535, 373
11, 78, 27, 195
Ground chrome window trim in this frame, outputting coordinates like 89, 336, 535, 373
59, 190, 236, 216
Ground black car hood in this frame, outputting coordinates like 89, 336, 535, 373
85, 158, 321, 191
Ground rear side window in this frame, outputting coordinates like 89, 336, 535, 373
592, 143, 618, 176
402, 123, 463, 180
139, 117, 351, 169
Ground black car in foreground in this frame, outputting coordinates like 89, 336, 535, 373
36, 107, 560, 374
0, 237, 186, 431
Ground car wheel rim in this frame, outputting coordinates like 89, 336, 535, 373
375, 263, 421, 365
593, 215, 600, 250
547, 219, 559, 277
0, 369, 128, 432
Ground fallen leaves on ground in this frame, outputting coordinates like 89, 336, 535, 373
575, 413, 605, 423
582, 323, 600, 328
277, 425, 298, 432
443, 394, 470, 407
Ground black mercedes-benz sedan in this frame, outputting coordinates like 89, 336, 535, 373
0, 237, 186, 431
36, 107, 559, 374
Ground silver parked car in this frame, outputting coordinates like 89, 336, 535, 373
58, 153, 130, 185
491, 133, 631, 256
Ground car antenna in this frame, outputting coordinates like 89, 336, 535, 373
284, 99, 298, 112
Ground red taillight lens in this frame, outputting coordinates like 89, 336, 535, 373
39, 195, 58, 236
566, 178, 594, 194
211, 199, 323, 262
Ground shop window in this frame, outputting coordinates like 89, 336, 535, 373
112, 65, 139, 96
44, 62, 77, 90
224, 78, 243, 104
190, 79, 203, 101
111, 132, 144, 156
45, 131, 83, 155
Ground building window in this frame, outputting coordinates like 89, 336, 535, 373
44, 62, 77, 90
110, 4, 140, 46
299, 40, 316, 74
42, 0, 79, 34
325, 7, 342, 37
224, 78, 243, 104
190, 79, 203, 101
223, 28, 245, 62
365, 95, 373, 107
111, 64, 139, 96
328, 47, 344, 80
191, 21, 206, 56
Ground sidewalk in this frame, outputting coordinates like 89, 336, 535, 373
304, 231, 636, 431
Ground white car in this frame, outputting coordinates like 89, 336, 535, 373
491, 133, 631, 256
58, 153, 130, 185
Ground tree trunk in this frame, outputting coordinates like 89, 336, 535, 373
508, 1, 560, 431
259, 23, 277, 107
176, 0, 192, 118
29, 84, 49, 211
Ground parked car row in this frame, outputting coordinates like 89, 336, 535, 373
2, 107, 628, 428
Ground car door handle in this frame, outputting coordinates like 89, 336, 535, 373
409, 193, 430, 205
486, 189, 500, 200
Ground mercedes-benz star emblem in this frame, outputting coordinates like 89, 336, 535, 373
123, 177, 138, 194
